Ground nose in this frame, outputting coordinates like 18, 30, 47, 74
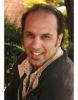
31, 37, 42, 50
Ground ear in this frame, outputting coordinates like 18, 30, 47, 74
57, 33, 63, 47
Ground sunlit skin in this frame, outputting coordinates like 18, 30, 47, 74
23, 11, 63, 69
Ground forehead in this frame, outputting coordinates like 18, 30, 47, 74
25, 10, 57, 24
24, 11, 58, 34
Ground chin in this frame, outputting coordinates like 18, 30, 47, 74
30, 60, 44, 68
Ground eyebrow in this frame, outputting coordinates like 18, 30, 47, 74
24, 30, 52, 36
42, 33, 52, 35
24, 31, 33, 34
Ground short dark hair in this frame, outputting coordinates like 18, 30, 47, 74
21, 4, 65, 35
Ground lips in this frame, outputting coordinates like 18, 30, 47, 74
30, 51, 43, 60
32, 52, 41, 56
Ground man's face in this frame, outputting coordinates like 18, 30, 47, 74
23, 11, 63, 68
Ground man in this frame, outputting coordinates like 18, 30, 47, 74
5, 4, 73, 100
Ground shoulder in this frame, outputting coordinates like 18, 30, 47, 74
39, 51, 73, 90
38, 52, 73, 100
41, 51, 73, 78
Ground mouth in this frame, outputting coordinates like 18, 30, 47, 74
30, 51, 43, 60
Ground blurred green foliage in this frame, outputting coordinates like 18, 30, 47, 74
5, 44, 23, 85
5, 17, 24, 68
23, 0, 46, 7
23, 0, 64, 7
5, 17, 22, 46
5, 17, 24, 85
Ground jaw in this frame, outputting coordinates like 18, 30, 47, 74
28, 53, 45, 68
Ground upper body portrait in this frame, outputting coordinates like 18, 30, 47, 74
5, 4, 73, 100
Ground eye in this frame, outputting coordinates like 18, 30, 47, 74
24, 32, 34, 39
41, 34, 51, 40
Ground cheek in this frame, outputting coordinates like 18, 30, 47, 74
44, 42, 57, 55
23, 38, 32, 49
43, 42, 52, 53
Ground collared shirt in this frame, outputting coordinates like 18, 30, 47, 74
18, 47, 63, 100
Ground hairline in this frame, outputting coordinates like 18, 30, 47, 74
21, 4, 64, 35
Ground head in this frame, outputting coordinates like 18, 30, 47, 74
21, 4, 64, 68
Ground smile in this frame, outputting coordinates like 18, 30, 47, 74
32, 52, 41, 56
30, 51, 43, 59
